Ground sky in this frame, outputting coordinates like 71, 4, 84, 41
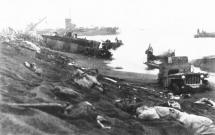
1, 0, 215, 31
1, 0, 215, 73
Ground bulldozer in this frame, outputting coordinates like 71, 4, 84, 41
145, 45, 209, 94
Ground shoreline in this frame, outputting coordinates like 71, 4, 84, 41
57, 50, 157, 84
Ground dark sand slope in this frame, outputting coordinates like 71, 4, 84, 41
0, 41, 213, 135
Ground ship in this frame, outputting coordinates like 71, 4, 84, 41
41, 18, 123, 59
194, 29, 215, 38
73, 27, 119, 36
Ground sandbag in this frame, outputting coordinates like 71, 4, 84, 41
169, 108, 215, 135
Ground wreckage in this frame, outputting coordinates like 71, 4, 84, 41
101, 38, 123, 50
145, 45, 209, 94
42, 34, 122, 59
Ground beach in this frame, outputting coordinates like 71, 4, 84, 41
1, 38, 215, 135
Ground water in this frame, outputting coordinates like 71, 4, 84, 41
85, 28, 215, 74
85, 28, 215, 91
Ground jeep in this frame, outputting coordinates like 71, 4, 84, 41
158, 56, 209, 94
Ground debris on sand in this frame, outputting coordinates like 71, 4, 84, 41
167, 100, 181, 110
73, 69, 103, 91
68, 62, 78, 66
23, 41, 41, 53
24, 61, 42, 76
24, 61, 31, 67
64, 101, 97, 121
180, 93, 191, 99
53, 86, 82, 98
167, 93, 180, 100
136, 106, 172, 120
36, 48, 71, 66
104, 77, 117, 83
97, 115, 112, 129
195, 98, 215, 108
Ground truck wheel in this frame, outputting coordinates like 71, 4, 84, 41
172, 83, 180, 94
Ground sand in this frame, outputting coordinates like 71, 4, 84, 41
0, 40, 215, 135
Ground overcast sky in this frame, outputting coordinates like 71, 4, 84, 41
1, 0, 215, 31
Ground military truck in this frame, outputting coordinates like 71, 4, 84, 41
145, 45, 209, 94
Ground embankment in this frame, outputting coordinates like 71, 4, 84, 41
1, 39, 215, 135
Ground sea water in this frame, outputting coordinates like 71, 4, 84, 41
85, 28, 215, 73
85, 28, 215, 90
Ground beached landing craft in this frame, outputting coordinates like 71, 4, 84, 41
42, 33, 113, 59
145, 45, 210, 94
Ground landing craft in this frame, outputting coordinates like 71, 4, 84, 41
42, 33, 115, 59
145, 45, 210, 94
